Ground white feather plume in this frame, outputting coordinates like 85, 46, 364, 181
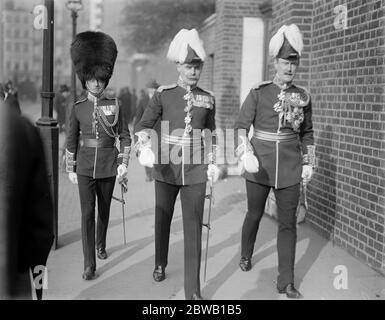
167, 28, 206, 63
268, 24, 303, 58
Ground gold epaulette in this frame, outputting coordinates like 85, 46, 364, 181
74, 97, 87, 105
157, 84, 177, 92
197, 87, 214, 97
252, 81, 272, 90
294, 84, 310, 96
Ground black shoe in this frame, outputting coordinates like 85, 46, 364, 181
82, 267, 95, 280
153, 266, 165, 282
239, 257, 252, 272
190, 293, 203, 300
97, 248, 108, 260
277, 283, 303, 299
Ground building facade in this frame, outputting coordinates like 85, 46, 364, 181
0, 5, 33, 84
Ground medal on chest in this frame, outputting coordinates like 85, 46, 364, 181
273, 90, 308, 132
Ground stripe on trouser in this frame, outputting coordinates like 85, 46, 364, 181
180, 183, 206, 299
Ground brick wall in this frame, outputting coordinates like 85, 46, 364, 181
269, 0, 385, 273
199, 14, 216, 91
214, 0, 263, 130
312, 0, 384, 273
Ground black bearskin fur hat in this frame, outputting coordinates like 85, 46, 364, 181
70, 31, 118, 89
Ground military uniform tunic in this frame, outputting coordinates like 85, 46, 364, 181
235, 81, 314, 189
66, 95, 131, 178
136, 84, 216, 185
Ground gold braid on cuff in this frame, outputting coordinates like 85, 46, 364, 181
302, 145, 316, 167
118, 146, 131, 166
65, 149, 76, 173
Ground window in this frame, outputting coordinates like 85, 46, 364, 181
15, 43, 20, 52
14, 29, 20, 38
24, 61, 29, 72
6, 61, 12, 71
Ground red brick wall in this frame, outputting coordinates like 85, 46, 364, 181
270, 0, 385, 273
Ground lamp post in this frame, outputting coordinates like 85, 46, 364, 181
36, 0, 58, 249
66, 0, 83, 104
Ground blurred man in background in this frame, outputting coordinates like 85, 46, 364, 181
1, 81, 21, 115
0, 101, 54, 300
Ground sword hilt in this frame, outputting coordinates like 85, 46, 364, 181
202, 223, 211, 230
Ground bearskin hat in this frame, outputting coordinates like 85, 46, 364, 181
70, 31, 118, 89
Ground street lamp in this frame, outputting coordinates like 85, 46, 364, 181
36, 0, 59, 249
66, 0, 83, 104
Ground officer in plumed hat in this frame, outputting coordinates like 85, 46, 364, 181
135, 29, 219, 300
66, 31, 131, 280
235, 24, 315, 298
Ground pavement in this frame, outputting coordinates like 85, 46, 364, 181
20, 100, 385, 300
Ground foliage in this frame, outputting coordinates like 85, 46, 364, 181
121, 0, 215, 54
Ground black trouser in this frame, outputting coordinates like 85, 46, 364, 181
155, 180, 206, 299
77, 174, 116, 271
241, 180, 300, 290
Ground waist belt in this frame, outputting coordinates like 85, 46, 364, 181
81, 138, 115, 148
161, 134, 202, 147
253, 130, 298, 142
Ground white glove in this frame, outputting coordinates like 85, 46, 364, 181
117, 164, 128, 179
301, 165, 313, 184
241, 152, 259, 173
138, 147, 155, 167
135, 131, 151, 149
237, 136, 259, 173
207, 164, 220, 183
68, 172, 78, 184
135, 131, 155, 167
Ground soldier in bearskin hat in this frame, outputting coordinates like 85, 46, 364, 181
66, 31, 131, 280
135, 29, 219, 300
235, 24, 315, 298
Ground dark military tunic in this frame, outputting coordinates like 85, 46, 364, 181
235, 81, 314, 189
135, 84, 216, 185
66, 95, 131, 178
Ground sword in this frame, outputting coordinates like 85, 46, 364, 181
203, 178, 214, 282
112, 176, 128, 244
297, 179, 308, 224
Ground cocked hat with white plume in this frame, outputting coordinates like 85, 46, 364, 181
269, 24, 303, 59
167, 29, 206, 64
